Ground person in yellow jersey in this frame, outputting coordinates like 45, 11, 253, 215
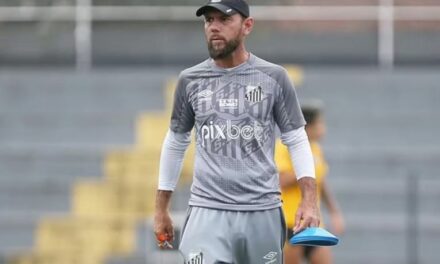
275, 103, 345, 264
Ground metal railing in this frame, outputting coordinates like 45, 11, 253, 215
0, 0, 439, 70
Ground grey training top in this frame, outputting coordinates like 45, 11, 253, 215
170, 54, 305, 211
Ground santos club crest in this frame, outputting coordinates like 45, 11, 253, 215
245, 85, 263, 103
186, 252, 203, 264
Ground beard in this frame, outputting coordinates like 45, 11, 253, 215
207, 37, 241, 60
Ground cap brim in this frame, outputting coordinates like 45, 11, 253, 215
196, 4, 238, 17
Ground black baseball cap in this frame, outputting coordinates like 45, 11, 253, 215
196, 0, 249, 18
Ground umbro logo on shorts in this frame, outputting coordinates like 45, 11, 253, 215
245, 85, 263, 103
186, 252, 203, 264
263, 251, 278, 264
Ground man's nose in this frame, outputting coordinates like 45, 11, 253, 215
209, 20, 221, 32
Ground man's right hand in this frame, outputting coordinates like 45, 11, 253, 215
154, 210, 174, 249
154, 190, 174, 249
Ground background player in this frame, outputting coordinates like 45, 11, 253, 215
275, 103, 345, 264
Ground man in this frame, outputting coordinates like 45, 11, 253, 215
154, 0, 319, 263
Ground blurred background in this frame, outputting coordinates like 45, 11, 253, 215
0, 0, 439, 264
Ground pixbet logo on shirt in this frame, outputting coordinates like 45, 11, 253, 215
200, 120, 263, 146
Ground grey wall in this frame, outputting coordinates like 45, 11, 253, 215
1, 20, 439, 66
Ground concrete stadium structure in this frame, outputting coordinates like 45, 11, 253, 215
0, 67, 439, 263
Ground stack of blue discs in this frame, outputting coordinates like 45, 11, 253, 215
289, 227, 339, 246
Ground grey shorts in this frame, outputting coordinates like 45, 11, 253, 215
179, 206, 286, 264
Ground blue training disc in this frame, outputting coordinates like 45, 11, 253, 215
289, 227, 339, 246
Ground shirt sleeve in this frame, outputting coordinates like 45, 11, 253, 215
280, 127, 315, 179
158, 129, 192, 191
170, 73, 195, 133
273, 69, 306, 133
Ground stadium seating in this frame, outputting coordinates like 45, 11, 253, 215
1, 69, 197, 264
0, 62, 440, 264
1, 66, 439, 263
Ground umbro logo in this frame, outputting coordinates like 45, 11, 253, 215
263, 251, 277, 260
263, 251, 278, 264
198, 89, 213, 101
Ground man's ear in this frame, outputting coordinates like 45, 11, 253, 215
242, 17, 254, 36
